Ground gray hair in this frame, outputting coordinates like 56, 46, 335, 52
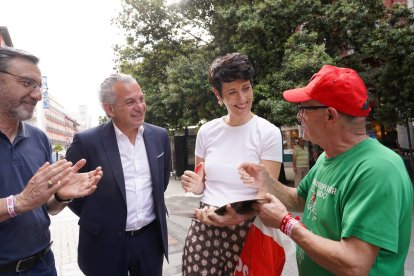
99, 73, 137, 105
0, 46, 39, 71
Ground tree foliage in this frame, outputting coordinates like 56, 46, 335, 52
114, 0, 414, 133
363, 4, 414, 127
98, 115, 109, 125
53, 144, 64, 161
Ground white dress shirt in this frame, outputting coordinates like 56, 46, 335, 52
113, 123, 155, 231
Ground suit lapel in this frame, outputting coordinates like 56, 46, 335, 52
101, 122, 127, 202
143, 124, 159, 190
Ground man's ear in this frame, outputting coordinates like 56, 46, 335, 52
102, 103, 114, 118
327, 107, 338, 121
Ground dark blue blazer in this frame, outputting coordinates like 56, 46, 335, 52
65, 122, 171, 276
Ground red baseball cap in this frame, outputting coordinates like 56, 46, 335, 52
283, 65, 371, 117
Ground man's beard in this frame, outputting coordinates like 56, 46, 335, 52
11, 99, 37, 121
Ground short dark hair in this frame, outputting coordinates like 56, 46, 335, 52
208, 53, 254, 96
0, 46, 39, 71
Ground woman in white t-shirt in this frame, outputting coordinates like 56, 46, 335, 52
180, 53, 283, 275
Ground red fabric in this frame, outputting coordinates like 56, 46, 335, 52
234, 222, 285, 276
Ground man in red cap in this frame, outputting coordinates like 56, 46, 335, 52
237, 65, 413, 275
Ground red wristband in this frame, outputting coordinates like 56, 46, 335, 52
279, 212, 305, 237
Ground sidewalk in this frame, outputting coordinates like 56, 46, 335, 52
50, 176, 414, 275
49, 183, 198, 276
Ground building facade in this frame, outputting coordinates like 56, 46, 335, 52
27, 91, 80, 153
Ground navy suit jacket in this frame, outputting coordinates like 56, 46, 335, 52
65, 122, 171, 276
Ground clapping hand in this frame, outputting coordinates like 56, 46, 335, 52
55, 159, 103, 201
17, 160, 74, 212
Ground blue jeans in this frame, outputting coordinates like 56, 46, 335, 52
0, 250, 57, 276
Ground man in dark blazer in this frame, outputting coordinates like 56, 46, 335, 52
65, 73, 171, 276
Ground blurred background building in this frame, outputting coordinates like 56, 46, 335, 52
1, 26, 89, 159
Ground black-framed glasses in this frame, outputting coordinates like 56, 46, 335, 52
297, 105, 328, 121
0, 70, 42, 91
298, 105, 328, 111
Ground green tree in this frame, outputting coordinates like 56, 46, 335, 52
98, 115, 109, 125
53, 144, 64, 161
114, 0, 414, 136
363, 4, 414, 169
255, 31, 334, 126
158, 51, 224, 133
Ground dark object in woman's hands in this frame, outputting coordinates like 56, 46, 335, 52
215, 199, 259, 216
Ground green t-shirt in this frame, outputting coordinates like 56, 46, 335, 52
297, 138, 413, 276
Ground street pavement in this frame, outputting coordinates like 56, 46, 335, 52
50, 174, 414, 275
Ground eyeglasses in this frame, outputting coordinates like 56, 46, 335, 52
0, 70, 42, 91
297, 105, 328, 121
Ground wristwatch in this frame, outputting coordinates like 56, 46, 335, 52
54, 193, 73, 204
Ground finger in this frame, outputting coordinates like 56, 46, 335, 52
252, 196, 270, 209
224, 204, 237, 215
89, 174, 102, 187
89, 169, 103, 185
47, 179, 60, 189
95, 169, 103, 180
238, 169, 255, 182
182, 181, 189, 190
94, 167, 103, 176
206, 213, 221, 226
52, 166, 74, 186
72, 159, 87, 172
182, 181, 189, 192
48, 159, 68, 170
195, 207, 208, 223
195, 208, 213, 224
183, 170, 193, 177
239, 170, 254, 180
44, 160, 72, 182
36, 162, 51, 174
48, 167, 73, 192
238, 162, 255, 172
194, 208, 203, 220
88, 167, 103, 178
40, 160, 65, 180
266, 193, 277, 202
45, 180, 64, 197
81, 184, 98, 196
180, 179, 186, 188
181, 174, 192, 183
237, 162, 248, 170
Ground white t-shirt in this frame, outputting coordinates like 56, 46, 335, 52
195, 115, 283, 207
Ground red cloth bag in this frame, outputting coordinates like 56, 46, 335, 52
234, 217, 286, 276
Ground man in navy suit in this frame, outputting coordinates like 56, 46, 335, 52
65, 73, 171, 276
